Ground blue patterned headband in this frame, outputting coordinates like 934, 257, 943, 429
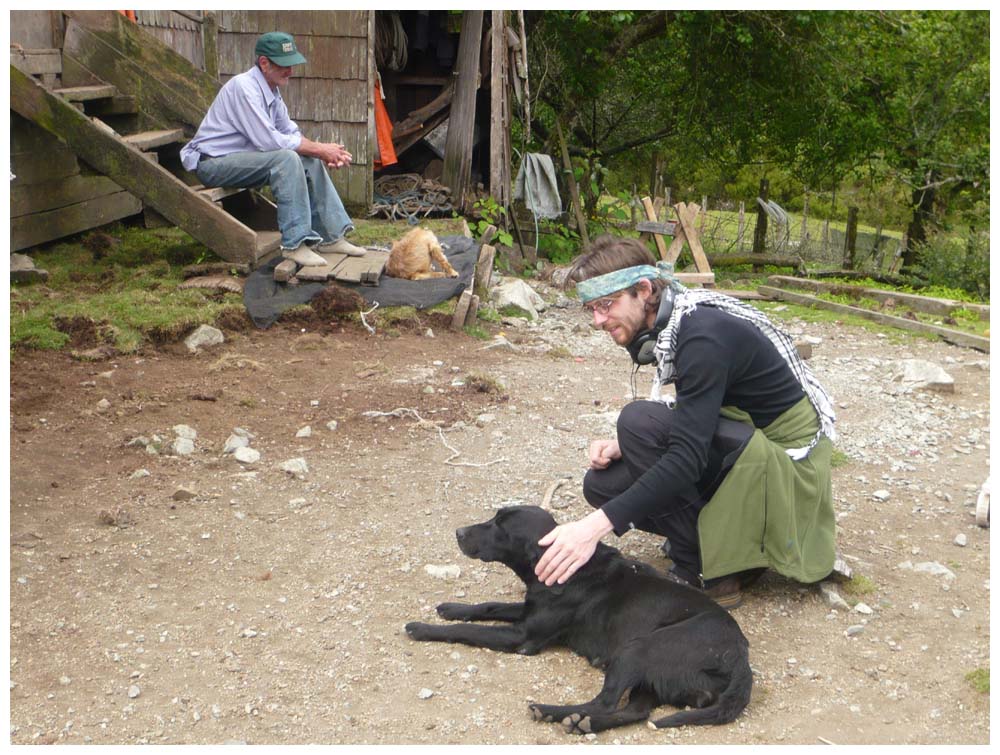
576, 261, 683, 303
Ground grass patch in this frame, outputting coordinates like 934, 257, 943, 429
350, 217, 468, 247
462, 323, 491, 340
965, 668, 990, 695
464, 372, 507, 395
841, 574, 877, 597
830, 448, 850, 468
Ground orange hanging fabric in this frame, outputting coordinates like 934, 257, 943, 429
373, 73, 398, 169
117, 10, 136, 22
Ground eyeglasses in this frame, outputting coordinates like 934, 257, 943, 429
582, 295, 622, 315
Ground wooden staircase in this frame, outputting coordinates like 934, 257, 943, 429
9, 12, 283, 266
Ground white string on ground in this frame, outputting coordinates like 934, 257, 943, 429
361, 407, 507, 467
360, 302, 380, 334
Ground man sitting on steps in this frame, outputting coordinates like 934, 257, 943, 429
180, 31, 367, 265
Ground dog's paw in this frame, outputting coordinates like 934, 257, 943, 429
404, 621, 433, 640
562, 713, 593, 735
435, 602, 471, 620
529, 704, 552, 723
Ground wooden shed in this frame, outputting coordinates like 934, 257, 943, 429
9, 10, 521, 263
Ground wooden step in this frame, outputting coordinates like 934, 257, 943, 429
123, 129, 185, 151
255, 231, 282, 260
194, 184, 247, 203
53, 84, 118, 102
10, 48, 62, 76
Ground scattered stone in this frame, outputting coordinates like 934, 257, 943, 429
130, 469, 151, 480
854, 602, 874, 615
424, 564, 461, 581
326, 420, 339, 432
479, 335, 519, 352
240, 628, 258, 638
424, 328, 435, 338
279, 458, 309, 476
872, 490, 891, 502
845, 625, 866, 637
295, 426, 312, 438
910, 561, 957, 580
289, 498, 311, 510
891, 359, 955, 393
127, 685, 141, 699
417, 688, 435, 700
476, 413, 496, 427
951, 608, 964, 619
954, 533, 968, 547
10, 253, 49, 283
819, 582, 850, 611
171, 438, 195, 456
96, 398, 112, 413
184, 324, 225, 353
59, 676, 72, 686
491, 278, 547, 320
233, 447, 260, 465
172, 487, 197, 502
173, 425, 198, 441
223, 434, 250, 454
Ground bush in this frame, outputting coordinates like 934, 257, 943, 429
910, 231, 990, 300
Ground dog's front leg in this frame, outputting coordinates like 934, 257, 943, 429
405, 621, 536, 654
436, 601, 525, 622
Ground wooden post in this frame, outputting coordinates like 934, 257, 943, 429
664, 187, 672, 217
489, 11, 509, 208
442, 10, 483, 212
700, 195, 708, 235
555, 119, 589, 246
202, 10, 219, 81
752, 178, 769, 266
737, 201, 746, 252
800, 190, 809, 246
822, 219, 830, 259
843, 206, 859, 270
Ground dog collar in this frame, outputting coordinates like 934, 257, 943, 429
576, 261, 682, 303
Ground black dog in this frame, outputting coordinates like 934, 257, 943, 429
405, 506, 752, 734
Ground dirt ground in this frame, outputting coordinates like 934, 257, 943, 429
7, 281, 991, 745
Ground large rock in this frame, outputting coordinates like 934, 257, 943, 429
491, 278, 547, 320
10, 253, 49, 283
891, 359, 955, 393
184, 324, 225, 353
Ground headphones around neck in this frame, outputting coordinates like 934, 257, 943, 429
626, 286, 676, 365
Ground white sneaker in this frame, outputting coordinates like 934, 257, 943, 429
282, 247, 327, 267
315, 238, 367, 257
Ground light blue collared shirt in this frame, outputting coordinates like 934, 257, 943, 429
180, 65, 302, 171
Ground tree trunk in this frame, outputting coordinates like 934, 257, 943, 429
902, 182, 936, 268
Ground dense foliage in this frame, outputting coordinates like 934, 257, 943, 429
519, 10, 988, 290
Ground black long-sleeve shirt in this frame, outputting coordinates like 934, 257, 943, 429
602, 305, 806, 534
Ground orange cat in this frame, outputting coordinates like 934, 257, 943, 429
386, 228, 459, 281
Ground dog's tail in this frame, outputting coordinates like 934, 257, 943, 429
649, 652, 753, 728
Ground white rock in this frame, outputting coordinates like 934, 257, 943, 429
424, 328, 435, 338
223, 434, 250, 454
819, 581, 850, 611
127, 685, 141, 699
954, 533, 968, 547
96, 398, 112, 413
913, 561, 956, 580
491, 279, 547, 319
326, 420, 339, 432
854, 602, 874, 615
872, 489, 891, 501
424, 564, 461, 581
891, 359, 955, 393
296, 426, 312, 438
130, 469, 151, 480
184, 324, 225, 353
233, 447, 260, 464
173, 425, 198, 441
171, 438, 195, 456
417, 688, 435, 700
280, 458, 309, 476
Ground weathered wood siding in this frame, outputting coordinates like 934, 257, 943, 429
134, 10, 205, 71
9, 10, 63, 49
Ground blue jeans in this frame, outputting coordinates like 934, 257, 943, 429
196, 149, 354, 250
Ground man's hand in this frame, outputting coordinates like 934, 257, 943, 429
588, 438, 621, 470
297, 138, 353, 169
534, 509, 614, 586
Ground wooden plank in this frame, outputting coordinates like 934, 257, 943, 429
490, 11, 508, 207
674, 273, 716, 287
451, 289, 474, 330
10, 48, 62, 76
474, 244, 496, 296
331, 250, 389, 285
9, 11, 61, 49
12, 190, 143, 250
674, 202, 713, 274
641, 197, 668, 259
123, 129, 185, 150
11, 64, 260, 263
11, 174, 124, 218
758, 286, 990, 353
62, 12, 221, 133
85, 94, 139, 116
636, 220, 676, 236
464, 293, 480, 327
442, 11, 484, 212
53, 85, 118, 102
555, 120, 589, 246
10, 145, 80, 185
766, 275, 990, 320
197, 186, 246, 202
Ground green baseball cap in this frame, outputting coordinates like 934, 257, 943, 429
255, 31, 307, 66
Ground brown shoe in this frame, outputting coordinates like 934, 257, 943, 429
703, 577, 743, 610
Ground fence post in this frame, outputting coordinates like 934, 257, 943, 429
752, 178, 769, 264
700, 195, 708, 235
737, 201, 745, 252
800, 190, 809, 246
664, 187, 672, 219
842, 206, 859, 270
822, 219, 830, 260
